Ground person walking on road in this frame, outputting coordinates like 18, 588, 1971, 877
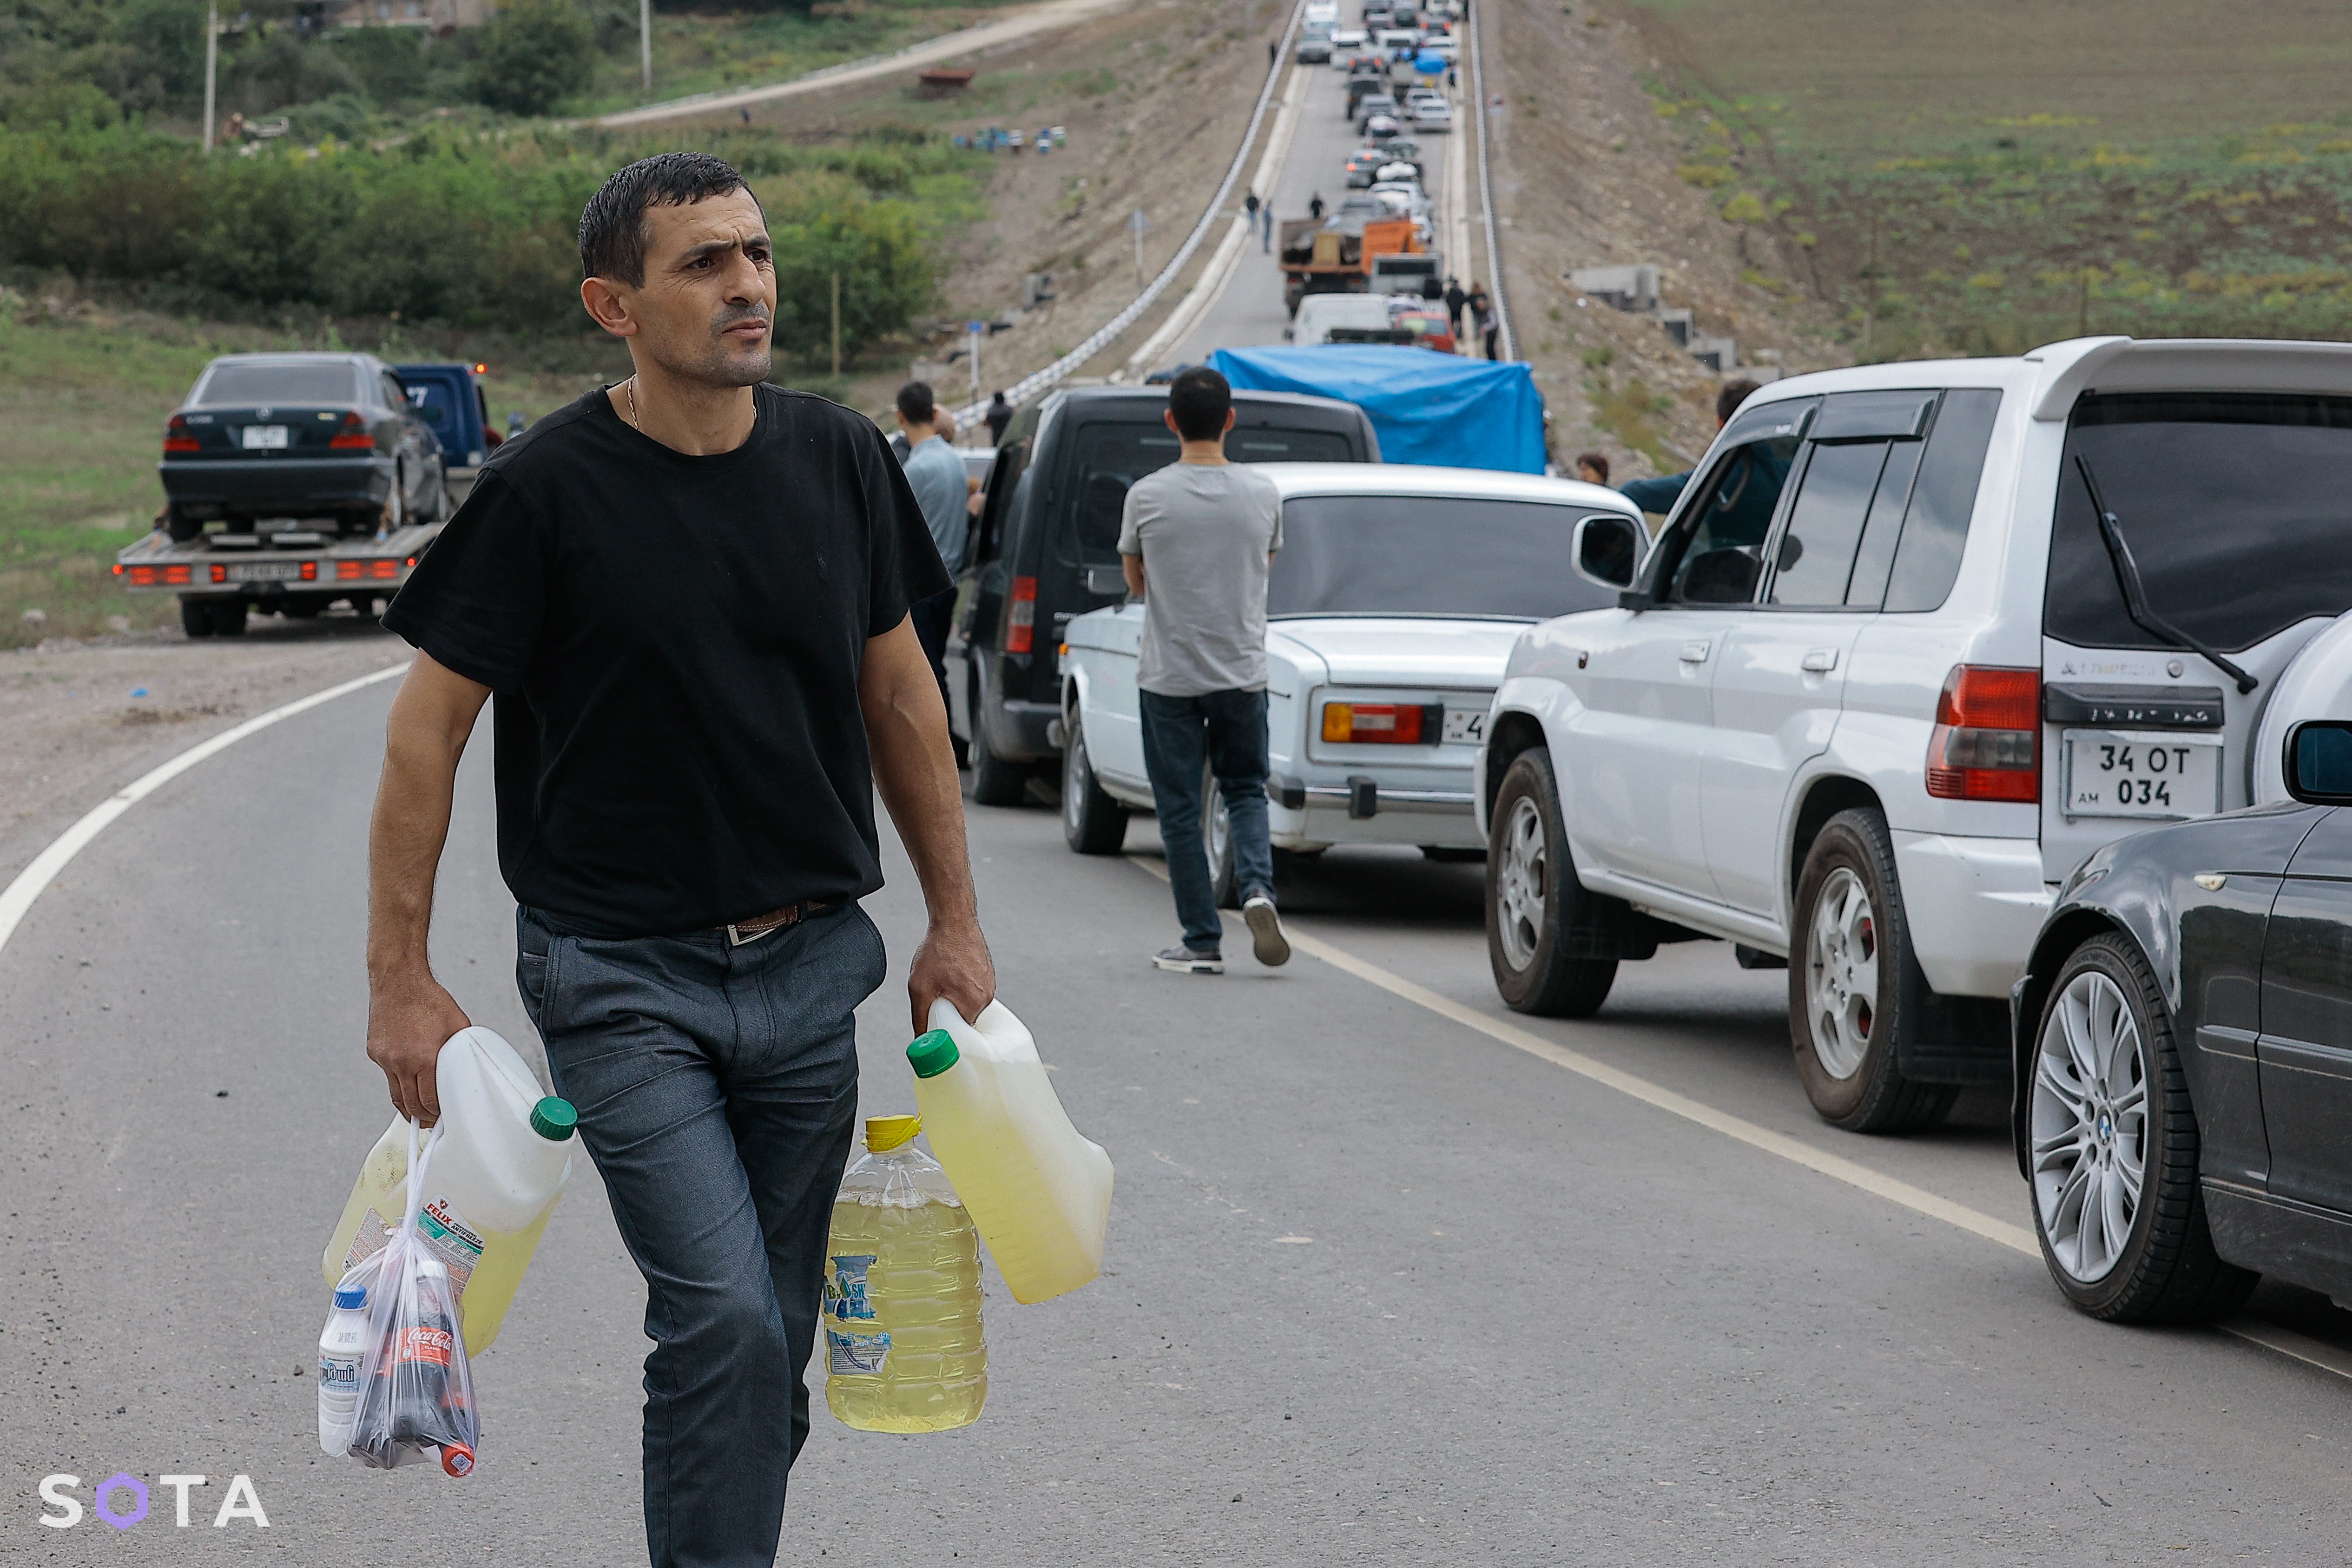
1469, 284, 1500, 359
895, 380, 968, 712
1443, 274, 1466, 337
985, 389, 1013, 445
1244, 190, 1261, 241
1308, 190, 1325, 220
366, 152, 993, 1568
1119, 367, 1291, 976
1260, 200, 1275, 253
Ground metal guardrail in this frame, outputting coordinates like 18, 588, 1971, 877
946, 0, 1307, 428
1468, 0, 1515, 362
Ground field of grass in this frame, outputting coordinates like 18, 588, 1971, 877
1614, 0, 2352, 357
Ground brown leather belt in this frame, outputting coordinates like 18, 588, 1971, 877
723, 901, 825, 947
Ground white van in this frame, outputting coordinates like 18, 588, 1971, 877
1289, 293, 1403, 346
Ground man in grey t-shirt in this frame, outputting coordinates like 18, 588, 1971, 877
1117, 367, 1291, 975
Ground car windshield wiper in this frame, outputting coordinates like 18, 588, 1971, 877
2071, 454, 2258, 695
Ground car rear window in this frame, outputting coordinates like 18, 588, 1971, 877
2049, 392, 2352, 653
1054, 421, 1357, 565
196, 362, 362, 406
1271, 495, 1626, 619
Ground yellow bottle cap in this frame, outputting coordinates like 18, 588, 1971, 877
865, 1114, 921, 1153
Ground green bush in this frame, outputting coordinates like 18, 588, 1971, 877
336, 25, 431, 105
468, 0, 596, 116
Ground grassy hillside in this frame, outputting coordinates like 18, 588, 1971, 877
1614, 0, 2352, 356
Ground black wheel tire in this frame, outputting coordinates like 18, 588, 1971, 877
1788, 808, 1960, 1133
165, 505, 203, 543
1420, 845, 1484, 863
968, 713, 1031, 807
1203, 765, 1241, 909
1484, 748, 1617, 1017
1061, 711, 1129, 854
211, 598, 247, 637
179, 596, 214, 638
2028, 934, 2258, 1323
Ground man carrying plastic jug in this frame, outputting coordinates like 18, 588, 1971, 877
1119, 366, 1292, 975
362, 151, 996, 1568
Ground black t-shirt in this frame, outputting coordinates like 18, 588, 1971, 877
383, 385, 950, 938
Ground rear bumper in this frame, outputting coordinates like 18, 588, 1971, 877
989, 696, 1061, 762
1891, 831, 2056, 998
1266, 775, 1479, 850
160, 456, 389, 512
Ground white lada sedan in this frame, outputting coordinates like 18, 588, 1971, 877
1055, 462, 1644, 899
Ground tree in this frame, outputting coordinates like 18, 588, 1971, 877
467, 0, 595, 118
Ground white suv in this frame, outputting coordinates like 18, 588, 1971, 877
1475, 336, 2352, 1132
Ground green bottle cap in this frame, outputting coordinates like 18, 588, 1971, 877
529, 1096, 580, 1141
906, 1028, 961, 1079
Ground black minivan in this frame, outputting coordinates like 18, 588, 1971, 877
945, 384, 1378, 804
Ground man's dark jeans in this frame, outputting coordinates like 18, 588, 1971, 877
1140, 686, 1274, 949
516, 902, 883, 1568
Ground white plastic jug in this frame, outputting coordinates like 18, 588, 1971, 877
907, 999, 1112, 1304
323, 1027, 577, 1354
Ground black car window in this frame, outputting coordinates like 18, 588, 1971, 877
1660, 434, 1802, 605
2049, 391, 2352, 652
974, 440, 1029, 566
1842, 440, 1924, 609
1052, 421, 1355, 567
1882, 387, 1999, 613
196, 363, 362, 406
1271, 495, 1626, 619
380, 371, 409, 411
1766, 441, 1890, 609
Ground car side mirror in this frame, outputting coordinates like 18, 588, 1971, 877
1571, 512, 1642, 591
2286, 720, 2352, 804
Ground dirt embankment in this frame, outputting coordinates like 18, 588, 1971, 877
1482, 0, 1844, 486
741, 0, 1291, 414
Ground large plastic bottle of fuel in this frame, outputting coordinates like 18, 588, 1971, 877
824, 1115, 987, 1433
323, 1026, 578, 1354
907, 999, 1113, 1305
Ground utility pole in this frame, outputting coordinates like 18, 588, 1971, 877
639, 0, 652, 95
1129, 208, 1147, 291
967, 319, 985, 404
830, 271, 841, 378
201, 0, 218, 155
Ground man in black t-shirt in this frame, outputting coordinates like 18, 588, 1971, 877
365, 152, 993, 1568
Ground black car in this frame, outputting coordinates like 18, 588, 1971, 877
160, 352, 446, 541
2012, 718, 2352, 1323
944, 385, 1379, 804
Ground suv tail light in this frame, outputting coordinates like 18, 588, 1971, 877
163, 414, 199, 454
1006, 575, 1037, 653
1322, 701, 1441, 744
1926, 665, 2039, 802
328, 411, 376, 450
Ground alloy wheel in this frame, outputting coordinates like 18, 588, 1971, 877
1202, 767, 1230, 875
2030, 969, 2149, 1283
1805, 867, 1878, 1080
1494, 795, 1547, 970
1064, 722, 1088, 830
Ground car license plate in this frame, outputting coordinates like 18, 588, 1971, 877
2062, 730, 2222, 819
227, 560, 303, 582
1442, 707, 1486, 744
241, 425, 289, 450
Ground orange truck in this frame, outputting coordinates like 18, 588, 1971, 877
1278, 217, 1430, 314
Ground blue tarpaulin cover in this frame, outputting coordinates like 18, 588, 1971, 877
1207, 345, 1545, 474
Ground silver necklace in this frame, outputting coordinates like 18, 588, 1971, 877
624, 375, 640, 428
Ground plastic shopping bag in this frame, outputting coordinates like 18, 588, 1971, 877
339, 1120, 481, 1476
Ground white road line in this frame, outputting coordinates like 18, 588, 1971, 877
0, 660, 411, 957
1123, 853, 2352, 1380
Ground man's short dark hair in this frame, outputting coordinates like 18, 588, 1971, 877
1716, 378, 1762, 426
896, 381, 936, 424
1575, 451, 1610, 484
1167, 366, 1232, 442
578, 152, 758, 287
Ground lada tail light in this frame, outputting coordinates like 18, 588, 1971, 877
328, 411, 376, 450
1007, 576, 1038, 653
1926, 665, 2039, 802
1322, 701, 1440, 744
163, 414, 199, 454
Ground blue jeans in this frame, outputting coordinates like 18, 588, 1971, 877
1140, 686, 1275, 948
516, 902, 883, 1568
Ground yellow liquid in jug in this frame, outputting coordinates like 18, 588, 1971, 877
823, 1195, 987, 1433
323, 1148, 554, 1357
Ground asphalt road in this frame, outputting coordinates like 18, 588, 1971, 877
9, 668, 2352, 1565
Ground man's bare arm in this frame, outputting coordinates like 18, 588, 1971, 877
860, 614, 996, 1032
1122, 553, 1145, 599
366, 652, 491, 1125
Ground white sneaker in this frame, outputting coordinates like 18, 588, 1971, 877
1154, 944, 1224, 975
1242, 892, 1290, 967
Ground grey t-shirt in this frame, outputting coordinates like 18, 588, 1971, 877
1117, 462, 1284, 697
